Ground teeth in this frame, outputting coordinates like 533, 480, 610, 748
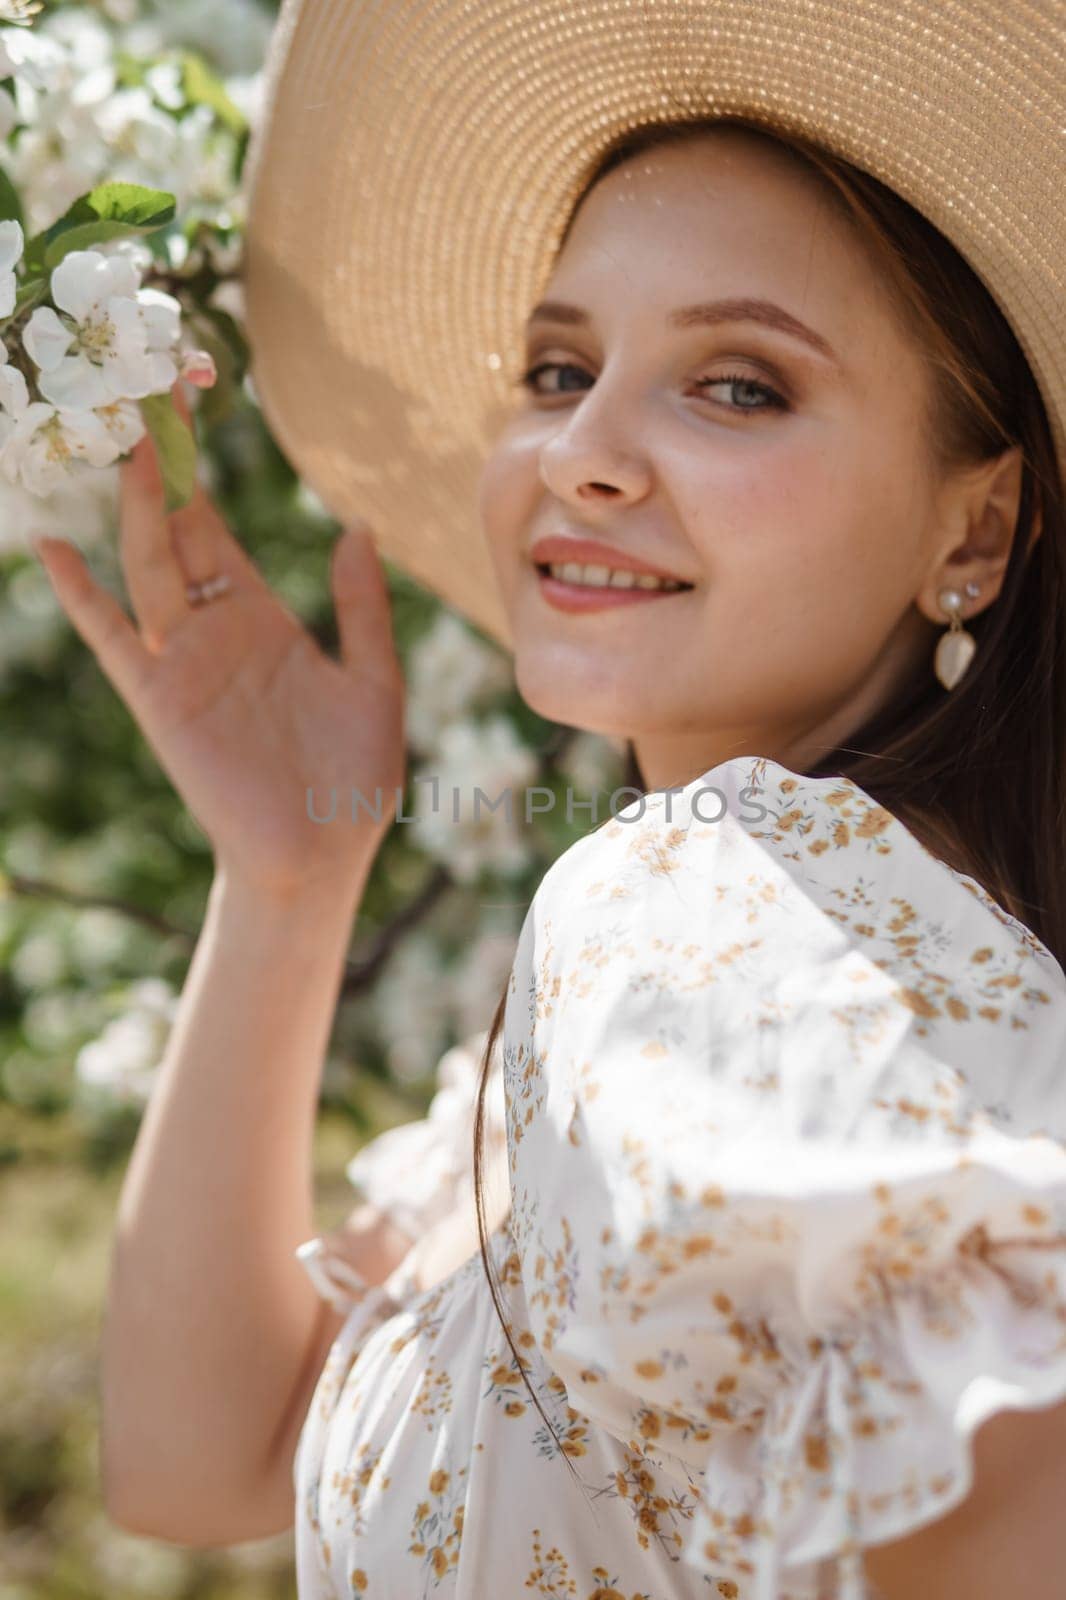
547, 561, 684, 591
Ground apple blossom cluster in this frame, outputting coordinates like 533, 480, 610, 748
0, 0, 255, 519
0, 224, 200, 496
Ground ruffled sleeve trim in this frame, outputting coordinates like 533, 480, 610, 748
297, 1028, 508, 1315
673, 1132, 1066, 1597
342, 1027, 506, 1240
499, 754, 1066, 1600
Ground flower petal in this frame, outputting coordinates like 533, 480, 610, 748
99, 253, 140, 304
136, 286, 181, 350
0, 217, 23, 275
142, 350, 178, 394
107, 294, 148, 352
49, 249, 112, 322
61, 407, 122, 468
22, 305, 73, 372
0, 362, 28, 417
0, 268, 16, 320
95, 398, 146, 454
101, 341, 157, 400
36, 358, 113, 410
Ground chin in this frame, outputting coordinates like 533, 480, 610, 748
511, 666, 633, 739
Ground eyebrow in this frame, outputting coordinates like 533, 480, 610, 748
525, 296, 842, 370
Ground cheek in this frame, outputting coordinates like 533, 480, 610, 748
669, 435, 846, 582
671, 436, 914, 640
477, 440, 537, 582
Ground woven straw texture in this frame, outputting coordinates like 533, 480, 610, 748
242, 0, 1065, 653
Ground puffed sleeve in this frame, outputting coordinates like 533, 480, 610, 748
502, 754, 1066, 1600
296, 1026, 507, 1313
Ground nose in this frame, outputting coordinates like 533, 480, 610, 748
537, 387, 653, 511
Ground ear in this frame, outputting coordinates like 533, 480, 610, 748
915, 444, 1032, 626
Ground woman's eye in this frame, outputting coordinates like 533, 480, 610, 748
518, 361, 787, 414
519, 361, 592, 396
693, 373, 788, 413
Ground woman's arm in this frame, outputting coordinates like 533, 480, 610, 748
100, 865, 379, 1544
863, 1396, 1066, 1597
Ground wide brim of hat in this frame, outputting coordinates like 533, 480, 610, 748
242, 0, 1065, 655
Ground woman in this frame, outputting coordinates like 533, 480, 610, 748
36, 1, 1066, 1596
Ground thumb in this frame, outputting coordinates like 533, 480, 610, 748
330, 521, 402, 683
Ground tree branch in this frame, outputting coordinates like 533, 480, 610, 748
3, 862, 456, 995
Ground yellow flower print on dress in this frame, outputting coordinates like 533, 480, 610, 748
291, 755, 1066, 1600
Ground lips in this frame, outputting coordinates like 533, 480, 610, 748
528, 533, 693, 585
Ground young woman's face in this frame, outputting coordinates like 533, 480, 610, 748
477, 130, 1003, 791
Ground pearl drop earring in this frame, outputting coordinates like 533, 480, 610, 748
934, 580, 980, 690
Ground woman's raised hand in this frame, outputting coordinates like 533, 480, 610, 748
34, 384, 407, 902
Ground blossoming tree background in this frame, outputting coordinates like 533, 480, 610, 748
0, 2, 624, 1591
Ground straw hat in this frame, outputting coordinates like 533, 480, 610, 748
242, 0, 1065, 654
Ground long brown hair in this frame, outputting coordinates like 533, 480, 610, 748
469, 114, 1066, 1464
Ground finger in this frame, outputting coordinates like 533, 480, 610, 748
132, 380, 273, 611
118, 426, 195, 650
166, 476, 273, 602
35, 537, 155, 711
330, 522, 403, 688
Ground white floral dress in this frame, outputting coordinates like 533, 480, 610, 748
292, 755, 1066, 1600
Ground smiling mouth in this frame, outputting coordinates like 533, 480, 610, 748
534, 562, 695, 593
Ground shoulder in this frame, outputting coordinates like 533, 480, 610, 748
535, 753, 933, 905
523, 753, 1066, 1057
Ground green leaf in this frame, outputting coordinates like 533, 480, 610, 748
24, 183, 176, 276
0, 165, 23, 229
113, 50, 147, 90
62, 182, 176, 229
178, 51, 247, 136
10, 274, 46, 318
199, 303, 249, 375
183, 307, 245, 431
137, 393, 197, 514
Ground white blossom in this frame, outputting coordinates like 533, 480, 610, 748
0, 218, 23, 318
5, 15, 114, 233
122, 0, 273, 78
406, 612, 513, 753
7, 108, 111, 235
0, 335, 27, 424
410, 716, 540, 883
91, 84, 180, 173
74, 978, 179, 1108
143, 59, 184, 113
373, 932, 454, 1085
93, 393, 146, 454
97, 235, 154, 279
136, 282, 182, 358
224, 71, 265, 131
0, 397, 125, 497
5, 8, 257, 235
0, 22, 65, 89
166, 103, 241, 212
10, 928, 67, 991
23, 248, 179, 409
0, 452, 117, 554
